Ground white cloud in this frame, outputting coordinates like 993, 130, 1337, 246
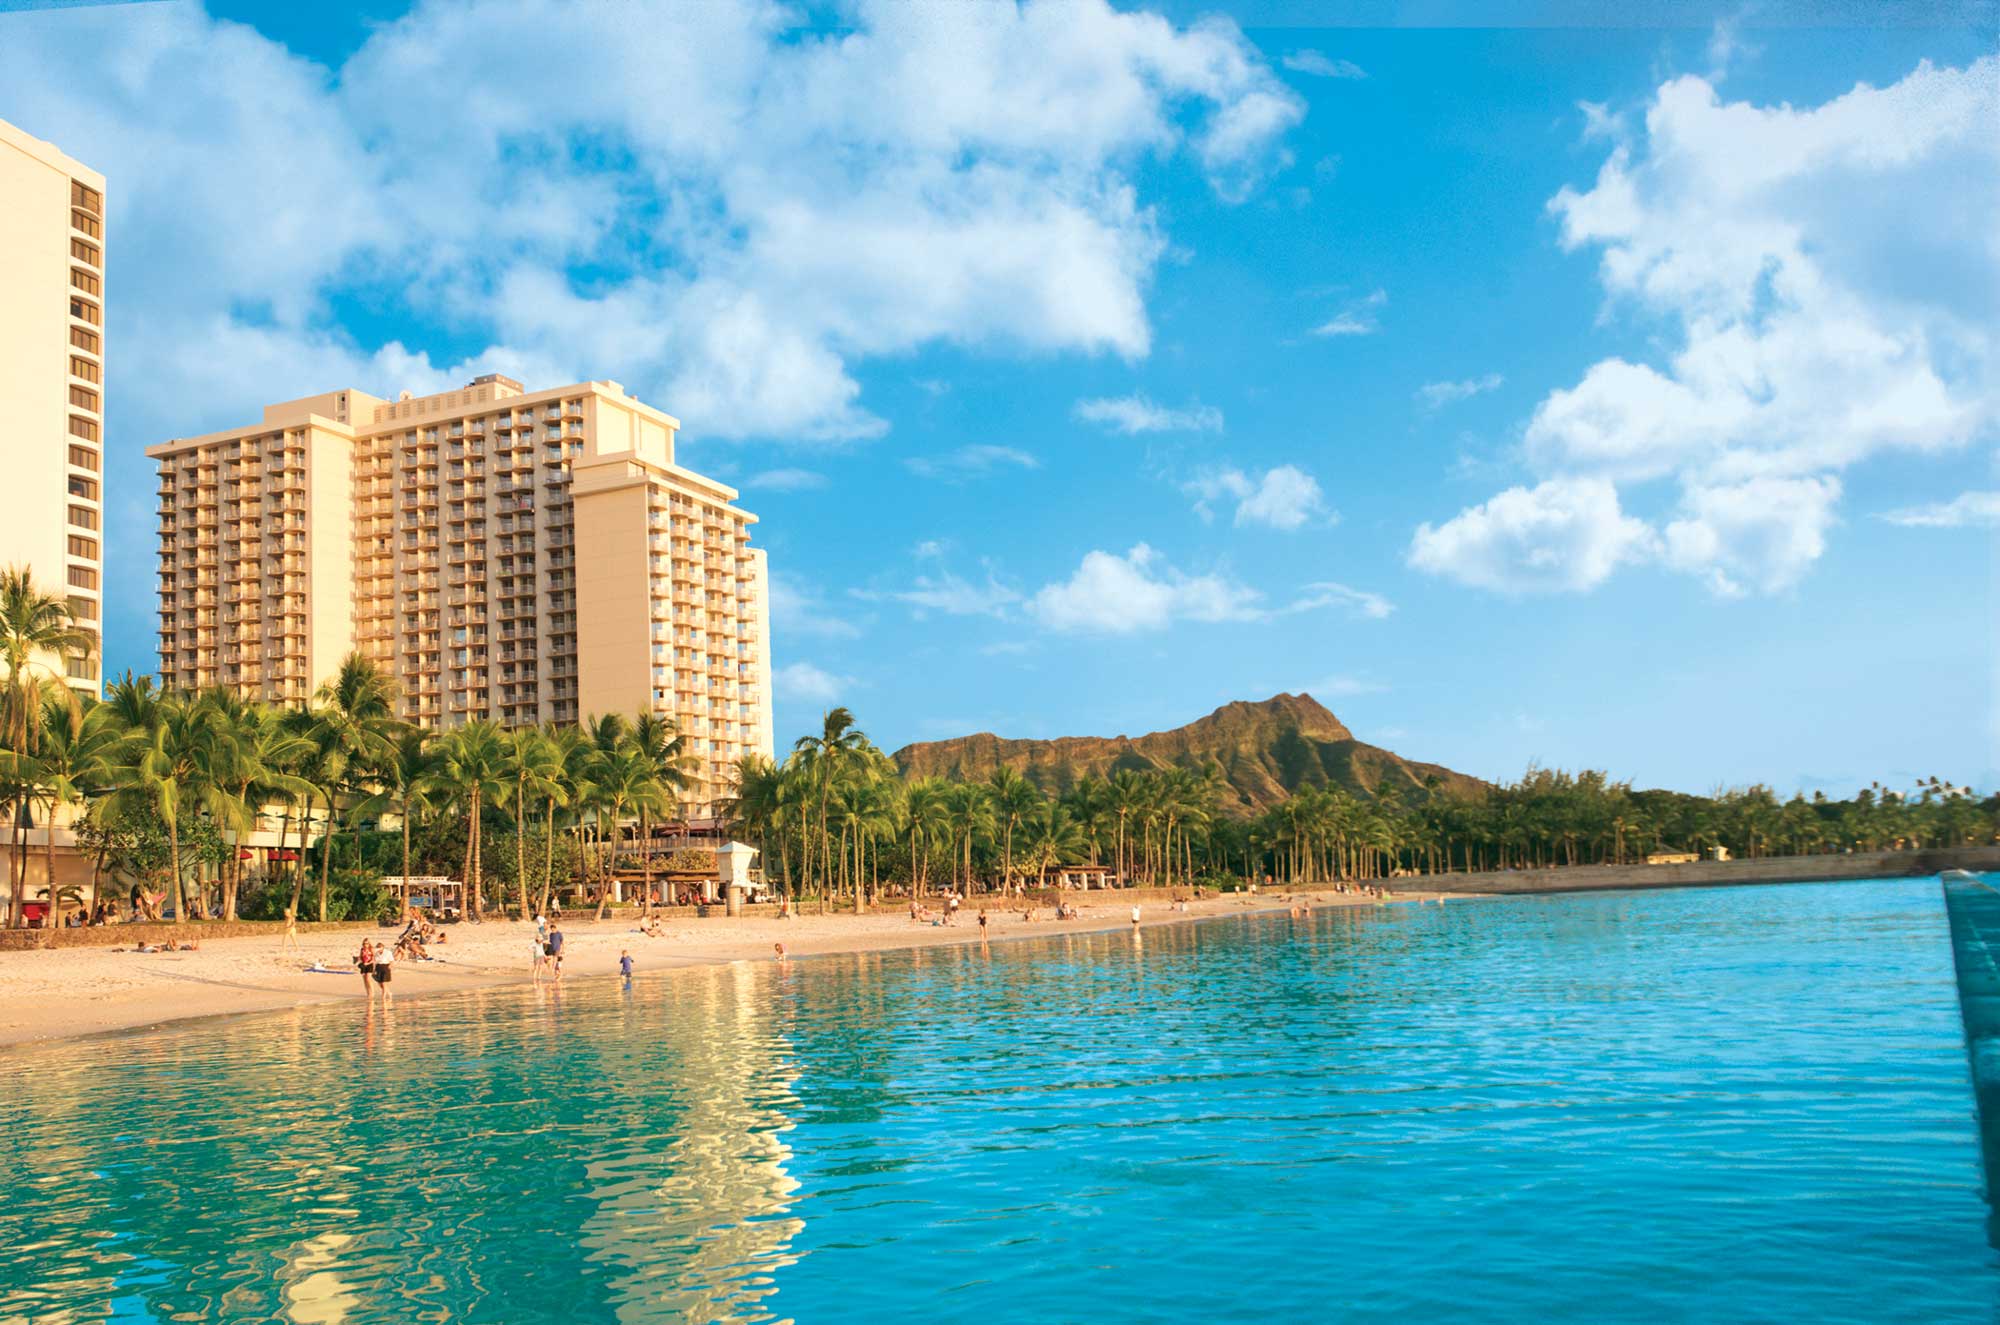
1027, 544, 1260, 633
1289, 581, 1394, 620
1309, 288, 1386, 337
768, 573, 861, 640
774, 662, 852, 704
1075, 394, 1225, 434
1415, 55, 1999, 596
1183, 465, 1326, 529
1409, 477, 1657, 594
905, 444, 1041, 482
1282, 51, 1366, 80
0, 0, 1304, 451
1661, 476, 1840, 596
1416, 373, 1504, 410
884, 571, 1021, 619
1877, 490, 2000, 528
745, 467, 828, 491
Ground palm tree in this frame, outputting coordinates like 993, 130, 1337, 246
901, 776, 953, 896
628, 712, 694, 911
362, 725, 443, 896
0, 567, 92, 925
1106, 769, 1146, 888
1018, 802, 1087, 886
502, 727, 566, 922
108, 692, 218, 922
726, 753, 783, 896
590, 743, 669, 918
3, 692, 118, 925
943, 781, 992, 892
434, 719, 509, 919
195, 689, 313, 920
793, 707, 868, 902
307, 654, 399, 916
988, 766, 1042, 893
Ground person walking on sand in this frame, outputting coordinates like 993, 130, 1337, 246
546, 920, 565, 981
355, 940, 377, 1001
977, 909, 989, 941
281, 906, 301, 956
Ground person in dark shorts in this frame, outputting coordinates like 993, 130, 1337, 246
372, 941, 395, 999
356, 940, 377, 1001
546, 921, 564, 980
618, 949, 633, 988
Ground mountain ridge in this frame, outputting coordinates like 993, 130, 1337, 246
889, 693, 1484, 816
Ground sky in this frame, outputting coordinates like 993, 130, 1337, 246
0, 0, 1993, 796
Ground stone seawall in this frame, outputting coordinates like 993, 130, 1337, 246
1380, 844, 2000, 896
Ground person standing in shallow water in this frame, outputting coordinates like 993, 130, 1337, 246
355, 940, 377, 1001
546, 920, 564, 981
618, 950, 633, 989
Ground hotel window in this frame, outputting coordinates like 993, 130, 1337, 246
71, 181, 101, 213
68, 445, 98, 471
70, 327, 98, 353
67, 595, 97, 622
69, 385, 98, 411
71, 209, 100, 239
68, 505, 97, 531
67, 566, 96, 590
69, 355, 99, 383
69, 416, 98, 442
70, 238, 99, 265
67, 476, 97, 499
69, 297, 99, 325
71, 268, 100, 296
67, 534, 97, 559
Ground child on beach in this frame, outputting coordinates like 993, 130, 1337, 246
619, 950, 634, 986
773, 942, 787, 963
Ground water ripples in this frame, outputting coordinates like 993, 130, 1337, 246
1, 881, 1997, 1322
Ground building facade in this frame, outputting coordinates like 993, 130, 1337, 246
0, 118, 105, 697
147, 376, 774, 811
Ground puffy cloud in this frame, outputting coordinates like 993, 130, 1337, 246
1877, 490, 2000, 528
1074, 394, 1225, 435
0, 0, 1303, 448
1409, 478, 1657, 594
1661, 476, 1840, 596
1027, 544, 1260, 633
1183, 465, 1326, 529
1416, 373, 1504, 410
1282, 51, 1367, 80
1415, 54, 1999, 596
905, 445, 1041, 482
774, 662, 853, 704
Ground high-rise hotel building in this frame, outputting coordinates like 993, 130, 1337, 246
0, 118, 106, 696
147, 375, 774, 811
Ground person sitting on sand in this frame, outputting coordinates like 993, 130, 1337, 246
637, 915, 664, 938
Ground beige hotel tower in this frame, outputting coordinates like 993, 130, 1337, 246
0, 118, 106, 696
147, 375, 775, 812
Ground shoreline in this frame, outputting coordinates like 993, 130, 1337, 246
0, 887, 1462, 1048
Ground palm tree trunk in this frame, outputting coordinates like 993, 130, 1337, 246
317, 790, 336, 922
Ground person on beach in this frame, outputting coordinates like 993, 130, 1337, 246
773, 941, 787, 963
530, 930, 547, 982
977, 909, 989, 939
619, 950, 634, 987
281, 906, 301, 955
1130, 903, 1141, 927
546, 920, 564, 980
372, 941, 395, 1000
947, 894, 960, 924
356, 940, 377, 1001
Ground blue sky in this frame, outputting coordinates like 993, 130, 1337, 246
2, 1, 1993, 795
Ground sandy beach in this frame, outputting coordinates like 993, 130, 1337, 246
0, 888, 1465, 1046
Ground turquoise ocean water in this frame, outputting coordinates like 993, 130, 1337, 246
1, 878, 1995, 1322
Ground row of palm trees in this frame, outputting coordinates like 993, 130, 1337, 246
0, 568, 701, 926
724, 707, 1999, 905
